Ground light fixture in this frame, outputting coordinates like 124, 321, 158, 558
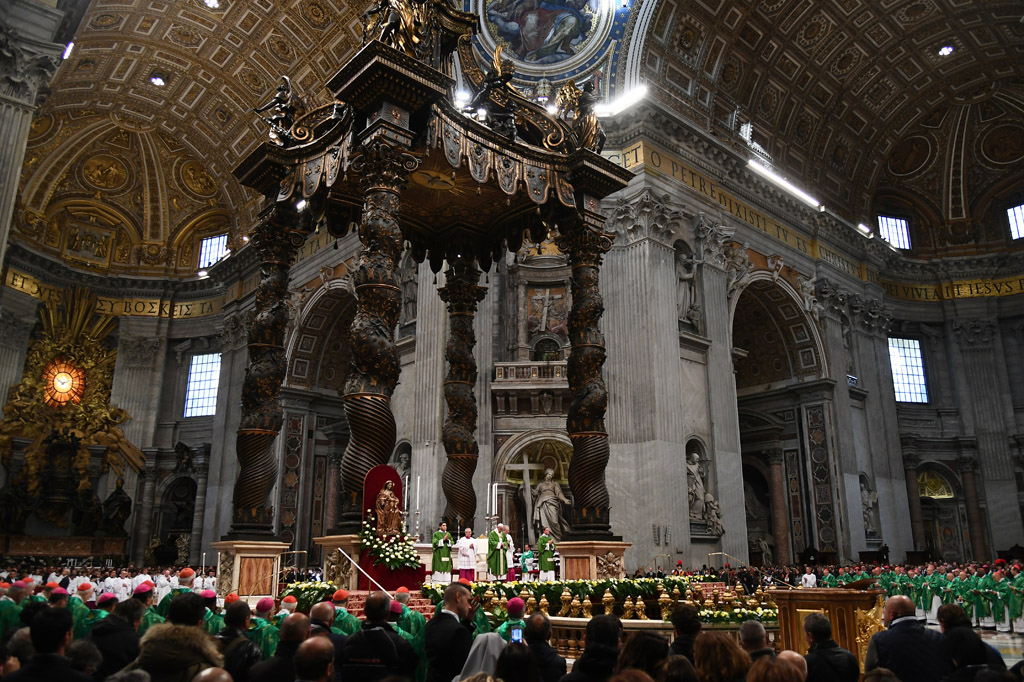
241, 235, 249, 243
747, 158, 820, 208
197, 269, 209, 278
149, 72, 167, 87
938, 45, 954, 56
295, 199, 307, 211
454, 90, 471, 106
62, 42, 74, 60
856, 223, 872, 236
546, 104, 558, 115
203, 0, 221, 7
595, 85, 648, 117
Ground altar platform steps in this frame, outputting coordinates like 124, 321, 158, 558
344, 590, 436, 620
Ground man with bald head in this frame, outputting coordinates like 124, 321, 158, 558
249, 611, 310, 682
295, 636, 336, 682
309, 601, 346, 678
193, 668, 234, 682
864, 595, 952, 682
776, 650, 807, 679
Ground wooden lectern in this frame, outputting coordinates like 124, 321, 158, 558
770, 586, 885, 672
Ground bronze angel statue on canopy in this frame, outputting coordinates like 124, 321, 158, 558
556, 79, 606, 153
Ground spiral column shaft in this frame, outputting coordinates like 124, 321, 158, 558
439, 260, 487, 527
230, 205, 302, 536
557, 222, 615, 537
339, 140, 418, 529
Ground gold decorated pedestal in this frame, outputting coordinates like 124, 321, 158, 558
556, 541, 631, 580
313, 534, 362, 592
770, 588, 884, 670
210, 540, 291, 601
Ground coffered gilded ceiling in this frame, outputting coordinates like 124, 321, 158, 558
12, 0, 1024, 276
641, 0, 1024, 227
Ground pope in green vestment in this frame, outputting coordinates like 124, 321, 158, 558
488, 525, 512, 578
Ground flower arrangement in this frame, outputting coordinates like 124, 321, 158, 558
280, 581, 336, 612
359, 517, 421, 570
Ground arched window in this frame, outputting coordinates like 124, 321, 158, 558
532, 338, 562, 361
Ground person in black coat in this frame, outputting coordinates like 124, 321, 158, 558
216, 601, 266, 682
249, 612, 311, 682
341, 591, 417, 682
89, 598, 145, 680
864, 596, 953, 682
524, 613, 566, 682
558, 616, 621, 682
5, 608, 92, 682
309, 601, 347, 680
802, 612, 858, 682
424, 582, 480, 682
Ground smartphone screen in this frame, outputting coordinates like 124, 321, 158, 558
511, 626, 523, 643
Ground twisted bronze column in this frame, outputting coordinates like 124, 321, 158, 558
230, 204, 302, 536
556, 222, 615, 536
339, 140, 419, 529
439, 259, 487, 527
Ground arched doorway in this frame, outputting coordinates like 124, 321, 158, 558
494, 431, 572, 548
918, 468, 965, 562
732, 275, 833, 564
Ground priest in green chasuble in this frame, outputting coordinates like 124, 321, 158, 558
538, 527, 557, 582
432, 522, 453, 583
488, 523, 514, 581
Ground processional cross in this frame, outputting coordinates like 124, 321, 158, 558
504, 458, 547, 545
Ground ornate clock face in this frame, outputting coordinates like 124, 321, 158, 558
43, 360, 85, 407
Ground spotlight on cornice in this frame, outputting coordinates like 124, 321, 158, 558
596, 84, 648, 117
856, 223, 873, 236
454, 90, 471, 107
197, 269, 209, 278
62, 42, 74, 60
295, 199, 307, 211
747, 159, 820, 209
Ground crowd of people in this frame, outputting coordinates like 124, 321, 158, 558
0, 559, 1022, 682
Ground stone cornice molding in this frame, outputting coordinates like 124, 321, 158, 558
7, 242, 224, 299
603, 189, 683, 247
952, 318, 997, 349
